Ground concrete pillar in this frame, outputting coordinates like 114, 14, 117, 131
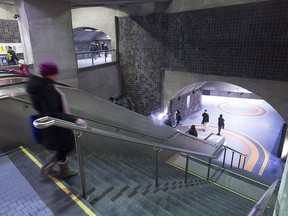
14, 0, 78, 87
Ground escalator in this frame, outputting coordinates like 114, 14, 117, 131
0, 73, 225, 159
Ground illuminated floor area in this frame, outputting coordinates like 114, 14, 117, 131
179, 95, 285, 181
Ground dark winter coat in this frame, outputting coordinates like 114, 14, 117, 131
27, 75, 77, 151
201, 112, 209, 124
188, 128, 198, 137
218, 116, 225, 129
7, 49, 19, 65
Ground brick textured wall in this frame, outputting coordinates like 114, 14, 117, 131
169, 89, 202, 125
0, 20, 20, 43
118, 1, 288, 115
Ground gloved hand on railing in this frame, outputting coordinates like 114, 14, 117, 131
75, 118, 87, 127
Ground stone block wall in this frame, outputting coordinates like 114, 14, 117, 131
169, 89, 202, 125
118, 1, 288, 116
0, 20, 20, 42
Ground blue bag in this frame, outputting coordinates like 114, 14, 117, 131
29, 115, 42, 144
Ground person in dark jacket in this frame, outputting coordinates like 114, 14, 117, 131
27, 61, 86, 179
201, 109, 209, 131
174, 110, 182, 127
188, 125, 198, 137
7, 46, 19, 65
217, 114, 225, 135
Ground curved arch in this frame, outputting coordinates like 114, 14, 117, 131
71, 7, 127, 50
163, 71, 286, 175
73, 27, 111, 53
73, 27, 111, 42
162, 70, 288, 122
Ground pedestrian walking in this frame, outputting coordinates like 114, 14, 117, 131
201, 109, 209, 131
217, 114, 225, 135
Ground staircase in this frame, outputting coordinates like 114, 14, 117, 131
31, 149, 263, 216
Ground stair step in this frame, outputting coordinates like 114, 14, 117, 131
175, 184, 254, 215
167, 190, 219, 216
89, 153, 156, 185
28, 149, 272, 216
85, 154, 152, 186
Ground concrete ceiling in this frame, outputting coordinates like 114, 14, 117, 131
0, 0, 171, 7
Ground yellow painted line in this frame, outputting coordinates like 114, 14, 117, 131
218, 102, 268, 117
236, 132, 270, 176
212, 181, 257, 203
166, 160, 272, 208
19, 146, 96, 216
207, 127, 259, 172
192, 125, 269, 176
166, 161, 207, 181
178, 153, 269, 188
166, 161, 258, 202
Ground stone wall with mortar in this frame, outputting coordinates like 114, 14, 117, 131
118, 1, 288, 117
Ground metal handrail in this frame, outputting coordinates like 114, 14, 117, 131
33, 116, 217, 158
33, 116, 218, 197
222, 144, 248, 169
75, 49, 117, 68
225, 145, 247, 157
3, 95, 180, 142
8, 95, 218, 145
75, 49, 116, 55
2, 86, 223, 149
247, 179, 279, 216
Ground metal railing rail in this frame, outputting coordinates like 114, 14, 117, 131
33, 116, 218, 198
7, 95, 218, 146
2, 95, 242, 182
185, 131, 220, 147
247, 179, 279, 216
2, 95, 179, 142
75, 49, 116, 68
222, 145, 248, 169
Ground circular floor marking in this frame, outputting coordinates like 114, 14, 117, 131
217, 102, 268, 116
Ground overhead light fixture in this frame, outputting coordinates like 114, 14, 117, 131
84, 28, 96, 32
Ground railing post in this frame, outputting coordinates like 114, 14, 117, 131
74, 130, 88, 199
207, 158, 211, 181
238, 155, 242, 169
91, 53, 94, 66
185, 154, 189, 183
222, 148, 227, 169
243, 156, 247, 169
230, 151, 235, 168
154, 147, 161, 187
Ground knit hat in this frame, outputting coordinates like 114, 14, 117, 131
18, 59, 25, 65
39, 61, 58, 77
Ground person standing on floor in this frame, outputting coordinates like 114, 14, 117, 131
217, 114, 225, 135
89, 41, 97, 60
104, 42, 109, 57
7, 46, 19, 65
27, 61, 87, 179
188, 125, 198, 137
201, 109, 209, 131
174, 110, 182, 127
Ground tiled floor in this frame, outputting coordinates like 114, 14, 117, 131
0, 155, 53, 216
180, 95, 285, 181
